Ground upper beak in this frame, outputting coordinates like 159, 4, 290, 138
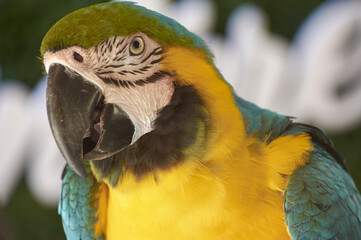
46, 64, 135, 177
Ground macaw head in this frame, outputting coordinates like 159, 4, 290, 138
42, 2, 241, 182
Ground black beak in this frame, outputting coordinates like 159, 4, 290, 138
46, 64, 135, 177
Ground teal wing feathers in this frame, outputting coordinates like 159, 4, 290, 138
233, 94, 361, 239
233, 94, 291, 141
59, 165, 103, 240
284, 139, 361, 239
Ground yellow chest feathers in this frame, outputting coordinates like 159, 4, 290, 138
94, 132, 312, 240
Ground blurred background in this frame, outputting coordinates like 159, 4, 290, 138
1, 0, 361, 239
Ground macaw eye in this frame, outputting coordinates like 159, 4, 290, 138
129, 37, 145, 55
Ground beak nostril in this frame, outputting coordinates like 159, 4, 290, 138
73, 51, 84, 62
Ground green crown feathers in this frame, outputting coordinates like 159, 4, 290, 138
41, 2, 212, 59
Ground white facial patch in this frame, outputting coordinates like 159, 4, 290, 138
43, 32, 175, 145
105, 75, 174, 143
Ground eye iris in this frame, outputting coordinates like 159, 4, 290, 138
130, 37, 144, 55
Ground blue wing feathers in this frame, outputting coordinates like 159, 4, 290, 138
284, 143, 361, 239
59, 165, 103, 240
234, 95, 361, 239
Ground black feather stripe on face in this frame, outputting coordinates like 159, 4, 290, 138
97, 71, 173, 88
89, 35, 166, 88
91, 85, 208, 186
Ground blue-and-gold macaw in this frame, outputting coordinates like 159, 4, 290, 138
41, 2, 361, 239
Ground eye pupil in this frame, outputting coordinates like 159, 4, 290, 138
73, 51, 83, 62
132, 40, 140, 49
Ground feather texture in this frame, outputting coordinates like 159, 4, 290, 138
59, 165, 103, 240
284, 143, 361, 239
235, 95, 361, 239
42, 3, 361, 239
41, 2, 212, 60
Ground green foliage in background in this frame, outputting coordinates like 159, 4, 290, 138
0, 0, 105, 87
0, 0, 325, 88
1, 0, 360, 240
5, 179, 64, 240
213, 0, 325, 39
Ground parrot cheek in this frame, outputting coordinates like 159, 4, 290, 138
46, 64, 135, 178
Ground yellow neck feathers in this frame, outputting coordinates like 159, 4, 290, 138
93, 46, 313, 240
161, 47, 247, 163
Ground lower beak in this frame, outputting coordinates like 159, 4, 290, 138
46, 64, 134, 177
